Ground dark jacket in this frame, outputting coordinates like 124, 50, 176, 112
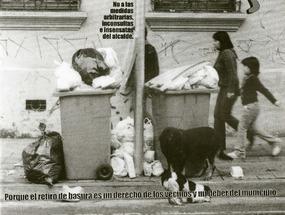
240, 74, 277, 106
214, 49, 239, 94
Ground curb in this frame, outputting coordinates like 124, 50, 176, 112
2, 178, 285, 202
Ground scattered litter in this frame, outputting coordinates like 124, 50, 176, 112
230, 166, 244, 179
7, 170, 16, 176
61, 185, 84, 202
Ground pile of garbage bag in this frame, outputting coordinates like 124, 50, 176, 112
145, 61, 219, 92
110, 117, 164, 178
55, 47, 123, 92
22, 123, 65, 185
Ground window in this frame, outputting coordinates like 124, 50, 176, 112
0, 0, 81, 11
152, 0, 241, 13
26, 100, 46, 111
146, 0, 246, 32
0, 0, 86, 31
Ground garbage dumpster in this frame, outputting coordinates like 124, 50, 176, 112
149, 88, 217, 177
54, 90, 115, 180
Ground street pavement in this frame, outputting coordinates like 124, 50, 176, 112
0, 136, 285, 214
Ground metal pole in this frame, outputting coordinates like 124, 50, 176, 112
134, 0, 145, 175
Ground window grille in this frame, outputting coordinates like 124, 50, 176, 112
152, 0, 241, 13
0, 0, 81, 11
26, 100, 46, 111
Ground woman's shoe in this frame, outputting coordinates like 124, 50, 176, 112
227, 150, 246, 159
218, 151, 233, 160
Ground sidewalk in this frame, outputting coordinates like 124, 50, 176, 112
1, 136, 285, 201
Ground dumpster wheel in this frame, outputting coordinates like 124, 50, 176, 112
96, 164, 113, 180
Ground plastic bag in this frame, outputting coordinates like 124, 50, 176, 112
97, 47, 123, 86
22, 126, 65, 185
124, 153, 136, 178
144, 150, 155, 163
54, 61, 82, 91
92, 76, 116, 89
112, 149, 125, 159
143, 162, 153, 176
117, 128, 134, 143
110, 156, 128, 177
114, 117, 135, 143
168, 76, 189, 90
198, 65, 219, 89
144, 118, 154, 151
152, 160, 164, 176
111, 132, 121, 150
184, 69, 207, 89
71, 48, 110, 86
60, 185, 84, 202
121, 142, 135, 157
115, 117, 134, 131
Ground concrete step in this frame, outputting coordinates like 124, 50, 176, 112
2, 177, 285, 202
1, 197, 285, 215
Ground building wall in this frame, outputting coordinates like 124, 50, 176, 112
0, 0, 135, 137
145, 0, 285, 136
1, 0, 285, 137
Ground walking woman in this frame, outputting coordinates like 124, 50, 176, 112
212, 31, 253, 160
227, 57, 282, 158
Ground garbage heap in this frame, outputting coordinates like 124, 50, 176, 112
110, 117, 164, 178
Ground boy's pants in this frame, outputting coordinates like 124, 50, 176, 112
236, 102, 281, 153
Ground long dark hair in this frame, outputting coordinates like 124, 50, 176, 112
213, 31, 234, 51
241, 57, 260, 76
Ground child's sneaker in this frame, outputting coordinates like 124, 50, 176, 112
227, 150, 246, 159
272, 144, 281, 156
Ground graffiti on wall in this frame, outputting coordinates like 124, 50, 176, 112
153, 27, 285, 66
154, 35, 216, 64
0, 36, 101, 61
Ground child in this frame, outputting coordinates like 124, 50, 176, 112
227, 57, 282, 159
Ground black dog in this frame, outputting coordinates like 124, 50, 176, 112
159, 127, 232, 180
161, 170, 211, 205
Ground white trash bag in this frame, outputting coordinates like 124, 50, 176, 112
144, 150, 155, 163
92, 76, 116, 89
198, 65, 219, 89
143, 162, 153, 177
117, 128, 134, 143
144, 118, 154, 152
54, 61, 82, 91
60, 185, 84, 202
112, 149, 125, 159
121, 142, 135, 157
115, 117, 134, 131
124, 153, 136, 178
152, 160, 164, 176
111, 132, 121, 150
110, 157, 128, 177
